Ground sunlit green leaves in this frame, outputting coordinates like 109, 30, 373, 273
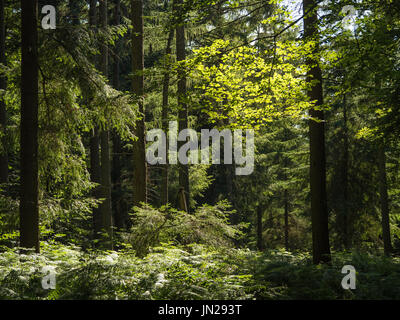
186, 39, 317, 129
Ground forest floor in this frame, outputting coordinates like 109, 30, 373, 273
1, 242, 400, 300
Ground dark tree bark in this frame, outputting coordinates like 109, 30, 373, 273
99, 0, 113, 248
69, 0, 80, 25
89, 0, 97, 26
90, 128, 102, 236
342, 94, 349, 249
225, 164, 235, 221
256, 205, 263, 251
378, 144, 392, 256
303, 0, 331, 264
111, 0, 125, 230
131, 0, 147, 207
20, 0, 39, 252
161, 28, 174, 206
88, 0, 102, 238
284, 189, 289, 251
178, 187, 188, 213
175, 0, 189, 212
111, 131, 124, 229
0, 0, 8, 183
112, 0, 121, 89
100, 128, 112, 246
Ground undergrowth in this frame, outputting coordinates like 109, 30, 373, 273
0, 242, 399, 300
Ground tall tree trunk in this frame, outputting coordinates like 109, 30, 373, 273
342, 94, 349, 249
99, 0, 113, 248
161, 28, 174, 206
100, 130, 112, 247
225, 164, 235, 220
89, 0, 97, 26
303, 0, 331, 264
112, 0, 121, 89
20, 0, 39, 253
69, 0, 80, 25
131, 0, 147, 207
89, 0, 102, 239
175, 0, 189, 212
90, 128, 102, 236
284, 189, 289, 251
88, 0, 102, 239
0, 0, 7, 184
378, 144, 392, 256
256, 205, 263, 251
0, 0, 8, 183
111, 131, 124, 228
111, 0, 125, 229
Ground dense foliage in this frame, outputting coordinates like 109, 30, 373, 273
1, 242, 400, 300
0, 0, 400, 300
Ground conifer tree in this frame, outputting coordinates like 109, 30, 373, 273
303, 0, 331, 264
132, 0, 147, 207
0, 0, 8, 183
175, 0, 189, 212
20, 0, 39, 253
